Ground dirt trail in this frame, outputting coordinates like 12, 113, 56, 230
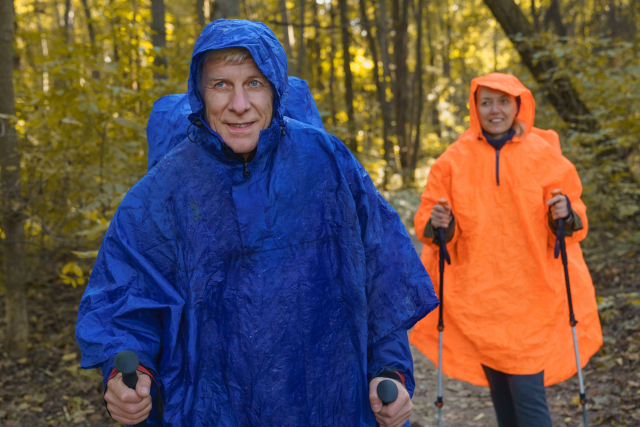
408, 237, 640, 427
0, 238, 637, 426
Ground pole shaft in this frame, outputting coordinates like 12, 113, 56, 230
557, 217, 589, 426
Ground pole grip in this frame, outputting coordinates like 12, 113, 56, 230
377, 380, 399, 405
114, 350, 148, 427
437, 198, 448, 207
551, 189, 562, 197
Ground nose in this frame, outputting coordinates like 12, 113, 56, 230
229, 86, 251, 114
490, 102, 500, 114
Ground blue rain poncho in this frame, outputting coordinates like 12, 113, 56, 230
146, 76, 324, 170
76, 19, 438, 426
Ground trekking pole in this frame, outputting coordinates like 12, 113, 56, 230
377, 380, 399, 405
114, 350, 148, 427
551, 189, 589, 427
435, 198, 451, 427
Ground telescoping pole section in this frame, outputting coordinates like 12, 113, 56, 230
435, 198, 451, 427
551, 189, 589, 427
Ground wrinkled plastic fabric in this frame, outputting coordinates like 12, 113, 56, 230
76, 19, 438, 426
410, 73, 602, 387
146, 77, 324, 171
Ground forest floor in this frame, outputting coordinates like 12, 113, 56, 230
0, 232, 638, 427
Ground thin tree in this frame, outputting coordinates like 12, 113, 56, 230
297, 0, 306, 78
425, 3, 441, 138
211, 0, 239, 19
80, 0, 100, 79
197, 0, 206, 29
151, 0, 167, 79
338, 0, 357, 154
411, 0, 425, 175
0, 0, 28, 357
359, 0, 392, 165
312, 0, 324, 91
391, 0, 411, 171
328, 2, 337, 126
278, 0, 294, 72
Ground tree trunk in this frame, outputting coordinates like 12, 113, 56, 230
542, 0, 567, 37
484, 0, 597, 132
151, 0, 167, 79
211, 0, 239, 19
411, 0, 425, 174
0, 0, 28, 357
80, 0, 100, 79
312, 0, 324, 91
608, 0, 617, 37
328, 3, 337, 126
425, 3, 441, 137
392, 0, 410, 170
297, 0, 306, 78
373, 0, 394, 167
80, 0, 96, 45
64, 0, 72, 44
278, 0, 294, 72
530, 0, 539, 32
338, 0, 357, 154
197, 0, 206, 29
360, 0, 391, 163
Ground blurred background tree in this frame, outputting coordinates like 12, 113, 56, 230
1, 0, 639, 354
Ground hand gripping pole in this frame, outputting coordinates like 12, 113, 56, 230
114, 350, 148, 427
435, 198, 451, 427
551, 189, 589, 427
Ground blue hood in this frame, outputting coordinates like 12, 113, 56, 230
146, 76, 324, 171
188, 19, 289, 123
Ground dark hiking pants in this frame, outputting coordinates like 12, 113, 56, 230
482, 365, 553, 427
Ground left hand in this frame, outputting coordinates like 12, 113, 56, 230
369, 377, 412, 427
547, 190, 569, 220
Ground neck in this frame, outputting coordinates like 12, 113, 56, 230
484, 130, 509, 139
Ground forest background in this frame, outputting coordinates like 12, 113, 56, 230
0, 0, 640, 426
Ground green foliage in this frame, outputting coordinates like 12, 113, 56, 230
523, 35, 640, 232
6, 0, 640, 287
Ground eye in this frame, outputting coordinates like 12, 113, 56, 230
250, 80, 260, 87
215, 81, 225, 88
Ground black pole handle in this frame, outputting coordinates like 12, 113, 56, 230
377, 379, 399, 405
114, 350, 148, 427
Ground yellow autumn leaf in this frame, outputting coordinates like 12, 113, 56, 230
62, 352, 77, 361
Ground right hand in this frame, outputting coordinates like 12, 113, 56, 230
431, 203, 452, 229
105, 371, 152, 425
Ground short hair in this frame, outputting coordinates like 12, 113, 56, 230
203, 47, 252, 67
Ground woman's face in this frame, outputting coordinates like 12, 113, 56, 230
476, 86, 517, 139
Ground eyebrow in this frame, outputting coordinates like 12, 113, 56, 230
205, 74, 266, 83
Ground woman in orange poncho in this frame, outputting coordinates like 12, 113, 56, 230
410, 73, 602, 426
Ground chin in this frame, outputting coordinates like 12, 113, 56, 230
224, 137, 259, 155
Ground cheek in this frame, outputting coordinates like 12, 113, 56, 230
478, 107, 490, 122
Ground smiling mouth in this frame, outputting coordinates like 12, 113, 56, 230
227, 122, 256, 129
489, 118, 504, 123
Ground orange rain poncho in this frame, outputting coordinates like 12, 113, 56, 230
410, 73, 602, 387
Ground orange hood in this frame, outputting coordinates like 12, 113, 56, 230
469, 73, 536, 139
